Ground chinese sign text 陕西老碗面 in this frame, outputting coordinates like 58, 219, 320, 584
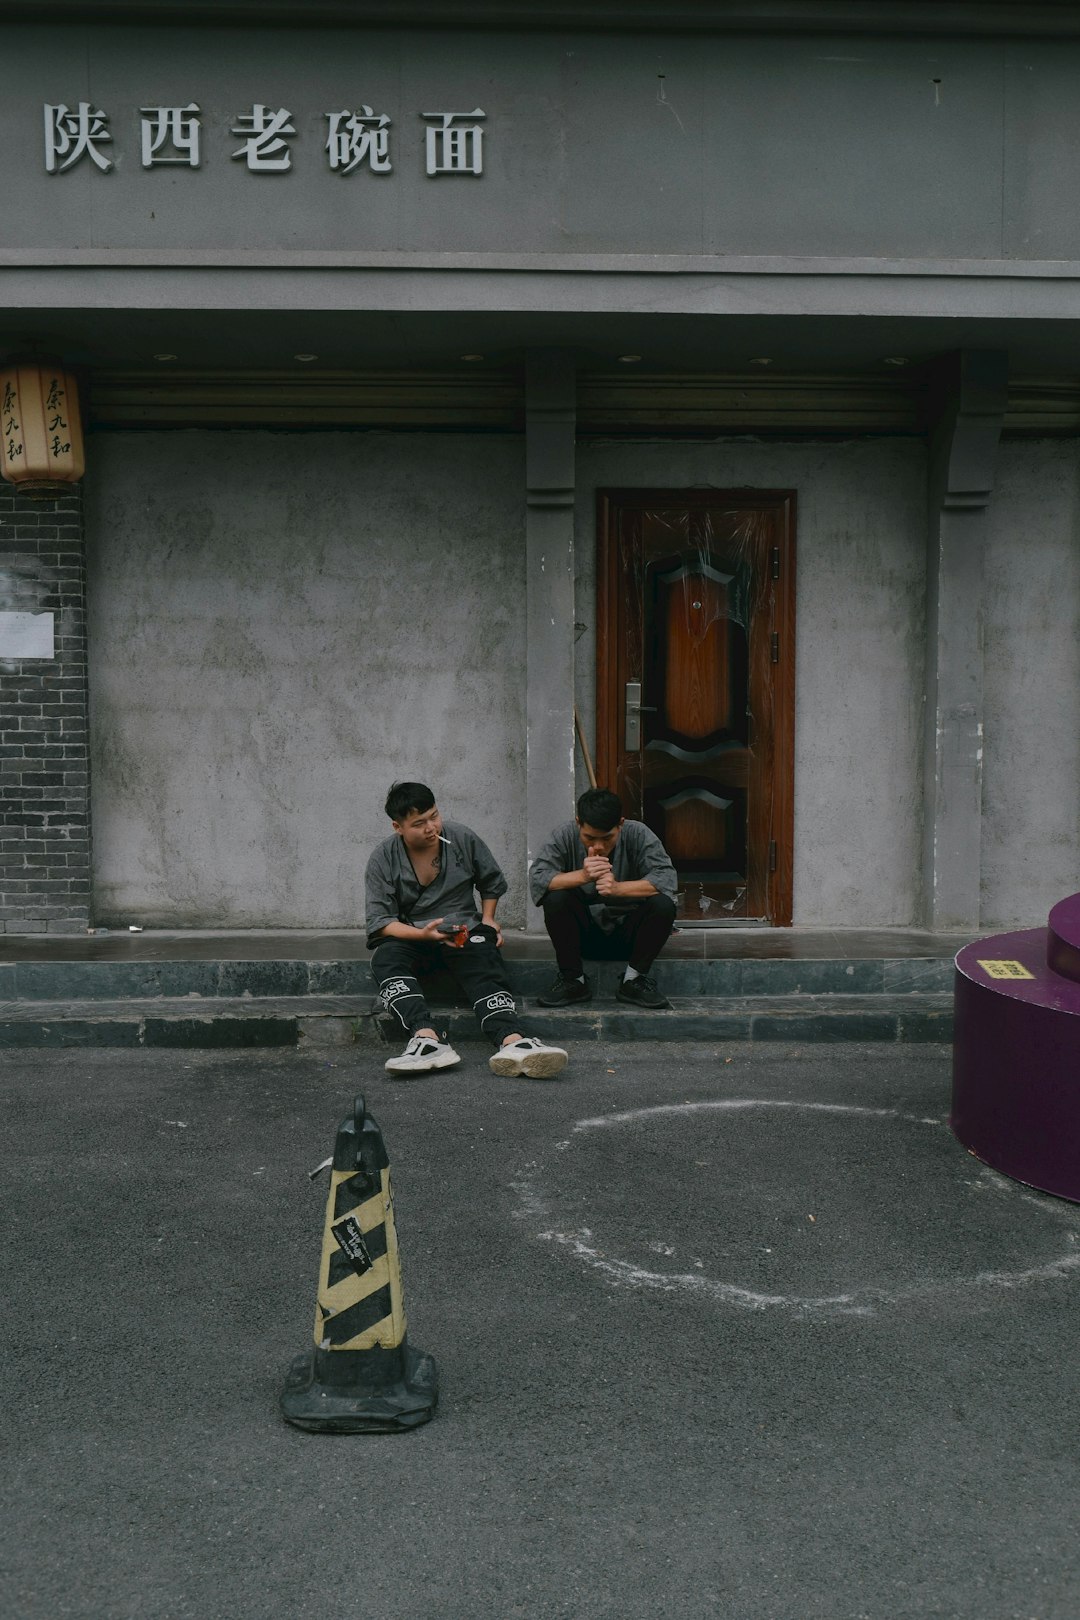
42, 102, 487, 177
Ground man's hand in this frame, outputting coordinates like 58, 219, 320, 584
583, 853, 612, 883
595, 870, 619, 897
414, 917, 447, 942
480, 904, 503, 946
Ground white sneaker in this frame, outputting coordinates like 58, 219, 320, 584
384, 1035, 460, 1076
489, 1037, 569, 1079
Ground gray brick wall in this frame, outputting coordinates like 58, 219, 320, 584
0, 485, 90, 934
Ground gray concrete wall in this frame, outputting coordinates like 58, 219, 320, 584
84, 431, 527, 927
982, 440, 1080, 928
83, 428, 1077, 932
6, 25, 1080, 262
573, 438, 928, 927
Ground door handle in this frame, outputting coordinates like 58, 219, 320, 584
625, 681, 657, 750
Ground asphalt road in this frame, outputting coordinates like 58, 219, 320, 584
2, 1040, 1078, 1620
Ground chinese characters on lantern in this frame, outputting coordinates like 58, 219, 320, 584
3, 378, 21, 470
3, 375, 72, 465
0, 365, 85, 494
44, 376, 72, 460
42, 102, 487, 176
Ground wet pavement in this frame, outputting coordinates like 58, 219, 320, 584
3, 1040, 1077, 1620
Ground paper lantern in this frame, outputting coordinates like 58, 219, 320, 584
1, 362, 85, 495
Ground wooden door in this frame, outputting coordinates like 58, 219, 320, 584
596, 490, 795, 924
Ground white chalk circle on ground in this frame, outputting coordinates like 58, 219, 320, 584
513, 1099, 1080, 1318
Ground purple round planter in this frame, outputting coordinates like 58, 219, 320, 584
951, 893, 1080, 1202
1048, 891, 1080, 986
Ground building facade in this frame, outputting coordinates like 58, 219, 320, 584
2, 0, 1079, 935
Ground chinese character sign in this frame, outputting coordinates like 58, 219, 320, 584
0, 365, 85, 491
44, 103, 113, 173
423, 110, 485, 176
977, 959, 1036, 981
42, 100, 489, 178
141, 104, 202, 168
326, 106, 392, 173
231, 105, 297, 171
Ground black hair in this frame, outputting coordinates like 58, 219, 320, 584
385, 781, 436, 821
576, 787, 623, 831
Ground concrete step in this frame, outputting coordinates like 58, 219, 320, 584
430, 994, 954, 1045
0, 992, 954, 1047
0, 953, 956, 1001
0, 994, 360, 1048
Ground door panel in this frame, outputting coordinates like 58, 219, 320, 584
596, 490, 795, 925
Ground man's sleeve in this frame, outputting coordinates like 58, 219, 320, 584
364, 844, 401, 943
529, 824, 573, 905
465, 828, 508, 900
632, 824, 679, 904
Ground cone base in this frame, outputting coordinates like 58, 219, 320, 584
280, 1343, 438, 1434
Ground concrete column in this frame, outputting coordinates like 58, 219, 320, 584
525, 349, 576, 898
921, 349, 1008, 931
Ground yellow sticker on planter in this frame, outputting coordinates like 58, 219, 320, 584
977, 959, 1035, 980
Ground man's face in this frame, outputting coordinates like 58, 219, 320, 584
393, 804, 444, 853
577, 818, 623, 858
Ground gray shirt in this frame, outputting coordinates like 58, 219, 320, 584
529, 819, 678, 931
365, 820, 508, 947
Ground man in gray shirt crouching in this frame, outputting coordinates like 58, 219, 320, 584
530, 788, 678, 1010
366, 781, 568, 1078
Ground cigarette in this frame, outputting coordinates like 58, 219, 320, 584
437, 834, 451, 845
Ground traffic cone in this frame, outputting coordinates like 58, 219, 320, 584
280, 1095, 438, 1434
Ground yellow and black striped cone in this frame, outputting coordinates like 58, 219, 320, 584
280, 1096, 437, 1434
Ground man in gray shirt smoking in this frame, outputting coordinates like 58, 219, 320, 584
366, 781, 568, 1079
530, 788, 678, 1010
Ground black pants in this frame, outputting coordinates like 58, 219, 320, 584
541, 889, 677, 978
370, 931, 523, 1047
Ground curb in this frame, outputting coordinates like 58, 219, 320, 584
0, 992, 955, 1047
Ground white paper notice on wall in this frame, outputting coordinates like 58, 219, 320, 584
0, 611, 55, 659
